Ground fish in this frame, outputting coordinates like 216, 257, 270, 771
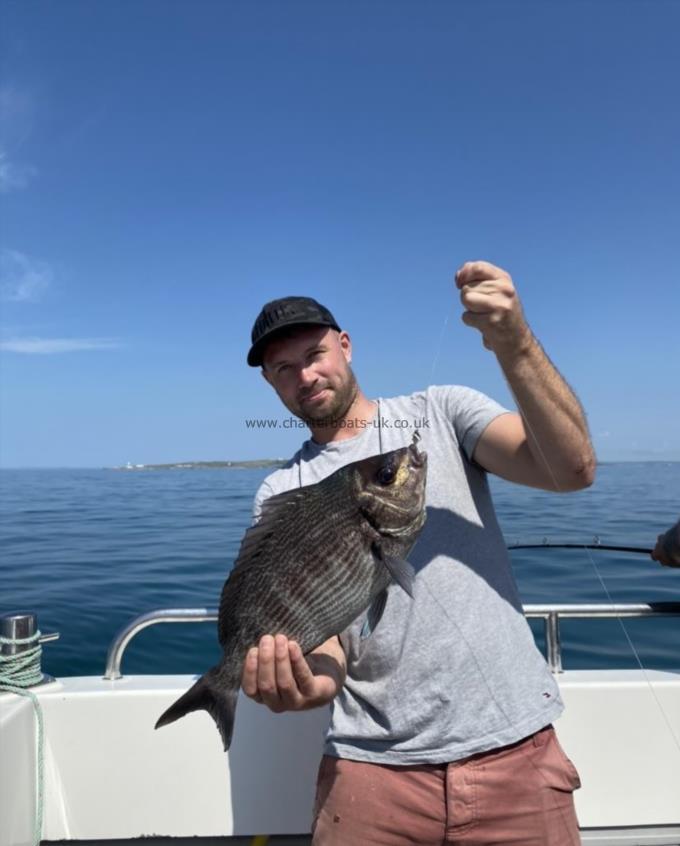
155, 434, 427, 750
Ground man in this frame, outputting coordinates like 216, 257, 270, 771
243, 261, 595, 845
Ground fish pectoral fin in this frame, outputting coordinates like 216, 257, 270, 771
360, 589, 388, 639
383, 555, 415, 598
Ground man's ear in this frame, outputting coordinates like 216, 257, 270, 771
339, 330, 352, 364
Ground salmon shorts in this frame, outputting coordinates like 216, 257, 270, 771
311, 725, 581, 845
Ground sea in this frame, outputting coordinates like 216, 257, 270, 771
1, 462, 679, 679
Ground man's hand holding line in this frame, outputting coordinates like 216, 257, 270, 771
456, 260, 532, 355
456, 260, 596, 493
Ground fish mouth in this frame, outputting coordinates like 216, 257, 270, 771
408, 437, 427, 469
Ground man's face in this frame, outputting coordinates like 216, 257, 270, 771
262, 326, 359, 425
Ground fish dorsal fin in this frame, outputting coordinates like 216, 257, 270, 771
233, 486, 308, 572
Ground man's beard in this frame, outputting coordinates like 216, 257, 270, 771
287, 366, 360, 427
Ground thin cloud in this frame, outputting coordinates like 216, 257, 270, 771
0, 337, 122, 354
0, 84, 36, 191
0, 85, 34, 145
0, 150, 36, 192
0, 248, 52, 302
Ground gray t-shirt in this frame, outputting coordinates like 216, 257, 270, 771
253, 385, 564, 765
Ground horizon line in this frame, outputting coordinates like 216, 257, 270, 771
2, 458, 680, 470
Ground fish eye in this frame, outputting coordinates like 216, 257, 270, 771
377, 465, 396, 485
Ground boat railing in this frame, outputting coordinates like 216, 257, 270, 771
104, 608, 217, 680
103, 602, 680, 679
524, 602, 680, 672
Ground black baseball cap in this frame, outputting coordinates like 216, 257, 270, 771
247, 296, 341, 367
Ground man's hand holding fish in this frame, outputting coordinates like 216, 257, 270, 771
241, 634, 346, 712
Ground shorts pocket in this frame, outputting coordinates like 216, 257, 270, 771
532, 727, 581, 793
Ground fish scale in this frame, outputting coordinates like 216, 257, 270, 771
155, 438, 427, 750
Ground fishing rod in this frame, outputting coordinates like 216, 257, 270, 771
507, 542, 653, 555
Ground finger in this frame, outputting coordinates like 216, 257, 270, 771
459, 289, 496, 313
461, 310, 489, 331
256, 635, 282, 708
241, 647, 260, 698
274, 634, 301, 707
460, 279, 505, 296
459, 281, 516, 312
462, 290, 518, 318
461, 312, 496, 351
455, 260, 507, 288
289, 640, 317, 697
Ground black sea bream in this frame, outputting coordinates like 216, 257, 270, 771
155, 436, 427, 749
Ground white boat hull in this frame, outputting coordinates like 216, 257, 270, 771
2, 670, 680, 845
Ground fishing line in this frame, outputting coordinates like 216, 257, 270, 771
429, 302, 453, 385
427, 292, 680, 754
415, 297, 679, 837
503, 378, 680, 754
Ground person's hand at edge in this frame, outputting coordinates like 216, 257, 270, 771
651, 519, 680, 568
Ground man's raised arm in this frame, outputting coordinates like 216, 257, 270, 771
456, 260, 596, 492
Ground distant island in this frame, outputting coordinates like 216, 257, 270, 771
110, 459, 287, 471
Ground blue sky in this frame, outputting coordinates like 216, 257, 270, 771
1, 0, 678, 467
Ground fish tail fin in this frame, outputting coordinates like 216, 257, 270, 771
154, 667, 238, 751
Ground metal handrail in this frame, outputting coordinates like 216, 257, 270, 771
104, 608, 217, 680
103, 602, 680, 680
525, 603, 680, 672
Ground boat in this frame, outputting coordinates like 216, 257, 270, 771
2, 581, 680, 845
